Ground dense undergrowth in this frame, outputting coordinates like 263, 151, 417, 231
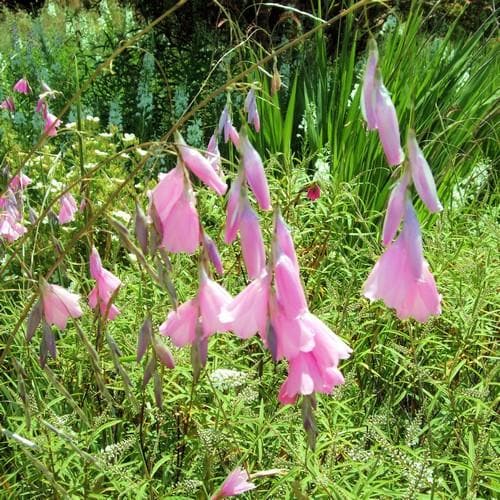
1, 1, 498, 498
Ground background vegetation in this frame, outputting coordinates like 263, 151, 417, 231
1, 0, 498, 498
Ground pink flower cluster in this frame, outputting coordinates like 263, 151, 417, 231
0, 170, 31, 242
1, 78, 61, 137
157, 91, 351, 405
361, 38, 442, 322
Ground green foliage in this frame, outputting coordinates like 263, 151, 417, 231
1, 1, 498, 498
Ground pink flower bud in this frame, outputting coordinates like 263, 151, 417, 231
407, 129, 443, 213
381, 171, 410, 246
239, 133, 271, 210
239, 199, 266, 279
361, 38, 379, 131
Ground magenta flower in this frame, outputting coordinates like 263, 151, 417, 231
0, 97, 15, 112
13, 78, 31, 94
239, 133, 271, 210
239, 199, 266, 279
88, 247, 121, 320
149, 165, 200, 254
407, 130, 443, 213
381, 171, 410, 246
44, 111, 62, 137
306, 184, 321, 201
9, 172, 32, 192
211, 467, 256, 499
176, 132, 227, 195
57, 192, 78, 224
363, 198, 442, 322
244, 89, 260, 132
41, 281, 83, 329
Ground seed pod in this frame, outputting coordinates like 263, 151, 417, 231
26, 300, 42, 342
137, 316, 152, 363
135, 203, 149, 254
142, 356, 156, 389
153, 340, 175, 369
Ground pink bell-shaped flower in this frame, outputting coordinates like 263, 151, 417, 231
224, 174, 243, 244
211, 467, 256, 499
160, 298, 199, 347
218, 105, 240, 147
41, 281, 83, 330
363, 198, 442, 322
239, 133, 271, 210
219, 271, 270, 339
381, 170, 410, 246
198, 271, 233, 336
13, 78, 31, 94
43, 111, 62, 137
0, 97, 15, 112
407, 129, 443, 213
176, 132, 227, 195
88, 247, 121, 320
57, 192, 78, 224
9, 172, 32, 192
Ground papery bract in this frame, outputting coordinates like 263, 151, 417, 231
361, 38, 379, 131
211, 467, 256, 499
13, 78, 31, 94
206, 133, 222, 174
159, 298, 199, 347
381, 171, 410, 246
239, 200, 266, 279
240, 133, 271, 210
407, 129, 443, 213
176, 132, 227, 195
41, 282, 83, 330
88, 247, 121, 320
363, 199, 442, 322
203, 232, 224, 275
219, 272, 270, 339
0, 97, 15, 112
57, 192, 78, 224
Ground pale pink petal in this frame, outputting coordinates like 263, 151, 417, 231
159, 298, 199, 346
42, 283, 83, 330
239, 200, 266, 279
274, 254, 307, 318
212, 467, 256, 499
224, 175, 243, 244
361, 38, 379, 130
382, 171, 410, 246
57, 192, 78, 224
199, 275, 233, 337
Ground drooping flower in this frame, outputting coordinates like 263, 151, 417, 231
374, 70, 404, 166
0, 97, 15, 112
43, 111, 62, 137
219, 271, 270, 339
244, 89, 260, 132
9, 172, 32, 192
57, 192, 78, 224
361, 38, 379, 131
238, 198, 266, 279
218, 105, 240, 147
149, 164, 200, 254
224, 174, 243, 244
176, 132, 227, 195
88, 247, 121, 320
160, 271, 232, 345
306, 184, 321, 201
363, 198, 442, 322
0, 189, 26, 241
13, 78, 31, 94
407, 129, 443, 213
211, 467, 256, 499
206, 133, 222, 175
239, 132, 271, 210
381, 170, 410, 246
41, 281, 83, 329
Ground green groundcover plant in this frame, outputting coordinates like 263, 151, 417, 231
0, 1, 498, 498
